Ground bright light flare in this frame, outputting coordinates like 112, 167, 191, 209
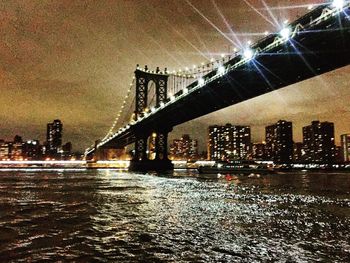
332, 0, 345, 9
198, 78, 205, 86
280, 27, 291, 40
243, 49, 254, 60
217, 65, 225, 75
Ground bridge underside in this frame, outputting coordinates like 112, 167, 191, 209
89, 6, 350, 171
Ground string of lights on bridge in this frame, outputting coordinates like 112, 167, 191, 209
85, 0, 349, 155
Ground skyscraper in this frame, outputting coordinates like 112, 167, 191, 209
341, 134, 350, 163
170, 134, 198, 160
265, 120, 293, 163
46, 119, 63, 156
208, 124, 251, 161
302, 121, 335, 163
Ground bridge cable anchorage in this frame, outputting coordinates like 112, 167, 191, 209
86, 0, 350, 157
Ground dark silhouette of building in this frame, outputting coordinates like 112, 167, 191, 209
340, 134, 350, 163
62, 142, 73, 160
23, 140, 42, 160
302, 121, 335, 163
46, 119, 63, 156
265, 120, 293, 163
14, 135, 23, 143
208, 124, 251, 161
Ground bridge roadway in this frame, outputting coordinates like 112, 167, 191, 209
89, 3, 350, 154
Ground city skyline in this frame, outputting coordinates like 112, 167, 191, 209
0, 0, 349, 151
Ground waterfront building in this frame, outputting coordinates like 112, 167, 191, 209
208, 124, 251, 161
23, 140, 42, 160
46, 119, 63, 156
170, 134, 198, 160
293, 142, 304, 162
0, 140, 10, 160
302, 121, 335, 163
265, 120, 293, 163
252, 143, 266, 160
341, 134, 350, 162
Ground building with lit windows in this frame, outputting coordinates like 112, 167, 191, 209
341, 134, 350, 163
170, 134, 198, 160
208, 124, 251, 161
293, 142, 304, 162
302, 121, 335, 163
46, 119, 63, 156
252, 143, 266, 160
23, 140, 42, 160
0, 140, 10, 160
265, 120, 293, 163
11, 135, 23, 160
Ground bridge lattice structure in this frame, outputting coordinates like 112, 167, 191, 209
85, 1, 350, 168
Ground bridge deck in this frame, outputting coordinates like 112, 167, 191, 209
89, 3, 350, 153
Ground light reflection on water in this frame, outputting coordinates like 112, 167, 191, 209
0, 169, 349, 262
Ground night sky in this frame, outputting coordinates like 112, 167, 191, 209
0, 0, 349, 151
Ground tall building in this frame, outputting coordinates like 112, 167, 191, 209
341, 134, 350, 162
23, 140, 42, 160
252, 143, 266, 160
208, 124, 251, 161
293, 142, 303, 162
265, 120, 293, 163
0, 140, 10, 160
170, 134, 198, 160
302, 121, 335, 163
46, 119, 63, 156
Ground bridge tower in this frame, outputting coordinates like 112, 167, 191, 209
130, 65, 174, 171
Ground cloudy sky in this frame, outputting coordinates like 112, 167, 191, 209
0, 0, 349, 151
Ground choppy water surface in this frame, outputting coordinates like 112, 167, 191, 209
0, 169, 350, 262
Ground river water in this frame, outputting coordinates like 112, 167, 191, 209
0, 169, 349, 262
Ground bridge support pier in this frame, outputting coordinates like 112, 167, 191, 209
129, 129, 173, 172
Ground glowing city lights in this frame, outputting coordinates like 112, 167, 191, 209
332, 0, 345, 9
243, 49, 254, 60
217, 65, 225, 75
280, 27, 291, 40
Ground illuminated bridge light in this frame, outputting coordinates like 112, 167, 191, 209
332, 0, 345, 9
243, 49, 254, 60
183, 87, 188, 94
151, 107, 156, 112
217, 65, 225, 75
160, 102, 165, 107
280, 27, 291, 40
170, 95, 175, 101
198, 78, 205, 86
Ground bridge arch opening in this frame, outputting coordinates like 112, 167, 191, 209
147, 80, 157, 110
148, 132, 157, 160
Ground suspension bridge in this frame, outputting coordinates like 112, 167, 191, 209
85, 1, 350, 171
